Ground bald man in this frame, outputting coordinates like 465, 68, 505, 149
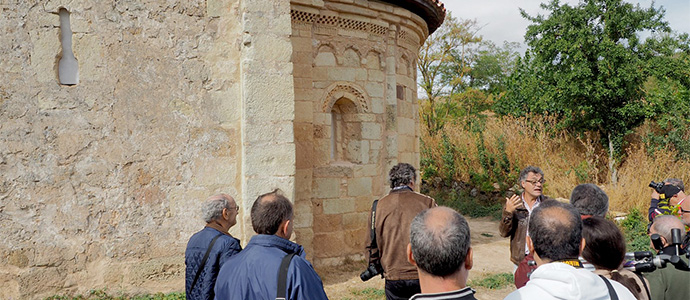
645, 215, 690, 300
407, 207, 477, 300
185, 194, 242, 300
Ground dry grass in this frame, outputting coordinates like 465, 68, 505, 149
423, 114, 690, 213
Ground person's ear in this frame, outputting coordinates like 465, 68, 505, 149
407, 243, 416, 266
527, 235, 535, 254
579, 238, 586, 255
465, 247, 473, 271
280, 219, 292, 239
222, 207, 229, 220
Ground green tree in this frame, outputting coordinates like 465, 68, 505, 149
497, 0, 687, 183
418, 13, 483, 135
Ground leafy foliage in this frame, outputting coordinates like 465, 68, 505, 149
618, 208, 652, 253
496, 0, 689, 182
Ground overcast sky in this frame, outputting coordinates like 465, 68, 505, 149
443, 0, 690, 52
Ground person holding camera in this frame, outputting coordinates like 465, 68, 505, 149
648, 179, 688, 222
645, 215, 690, 300
364, 163, 436, 300
407, 207, 477, 300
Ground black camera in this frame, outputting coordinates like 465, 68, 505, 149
359, 262, 383, 281
625, 229, 690, 273
649, 181, 664, 193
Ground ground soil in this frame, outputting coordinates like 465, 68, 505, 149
319, 217, 516, 300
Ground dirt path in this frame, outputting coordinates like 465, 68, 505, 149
320, 217, 516, 300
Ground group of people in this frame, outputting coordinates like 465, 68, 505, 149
183, 163, 690, 300
499, 166, 690, 300
184, 190, 328, 300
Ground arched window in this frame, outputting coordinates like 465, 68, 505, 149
330, 98, 361, 163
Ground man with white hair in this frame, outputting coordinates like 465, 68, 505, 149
185, 194, 241, 300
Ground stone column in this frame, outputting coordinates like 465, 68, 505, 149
239, 0, 297, 241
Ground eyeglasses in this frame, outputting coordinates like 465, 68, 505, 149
228, 206, 240, 212
524, 179, 546, 185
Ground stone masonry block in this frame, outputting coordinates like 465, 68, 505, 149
365, 82, 384, 98
328, 67, 356, 82
398, 117, 415, 134
295, 101, 314, 123
368, 69, 385, 82
313, 213, 342, 232
343, 212, 368, 230
293, 200, 313, 228
314, 52, 336, 66
313, 232, 347, 258
243, 142, 295, 177
313, 177, 340, 198
347, 177, 371, 197
323, 198, 355, 215
371, 97, 384, 114
30, 30, 59, 83
355, 69, 367, 81
361, 122, 382, 140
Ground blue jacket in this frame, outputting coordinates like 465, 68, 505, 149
214, 234, 328, 300
185, 227, 242, 300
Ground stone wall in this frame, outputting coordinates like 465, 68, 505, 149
0, 0, 294, 298
0, 0, 433, 297
290, 0, 427, 266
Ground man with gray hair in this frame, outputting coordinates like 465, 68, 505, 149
570, 183, 609, 218
407, 207, 477, 300
645, 215, 690, 300
367, 162, 437, 299
185, 194, 241, 300
499, 166, 549, 287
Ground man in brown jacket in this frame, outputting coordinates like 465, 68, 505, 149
368, 163, 437, 300
499, 166, 549, 287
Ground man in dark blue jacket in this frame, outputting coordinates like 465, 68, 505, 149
214, 189, 328, 300
185, 194, 242, 300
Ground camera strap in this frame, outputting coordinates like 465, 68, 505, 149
370, 199, 379, 246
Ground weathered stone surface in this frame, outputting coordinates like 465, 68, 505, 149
313, 177, 340, 198
323, 198, 355, 215
0, 0, 433, 296
347, 177, 372, 197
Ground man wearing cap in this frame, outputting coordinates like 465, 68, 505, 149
648, 179, 688, 222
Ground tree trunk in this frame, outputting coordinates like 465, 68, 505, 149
608, 133, 618, 185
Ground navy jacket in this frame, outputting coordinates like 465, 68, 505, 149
185, 227, 242, 300
214, 234, 328, 300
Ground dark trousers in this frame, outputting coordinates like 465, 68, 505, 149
384, 279, 421, 300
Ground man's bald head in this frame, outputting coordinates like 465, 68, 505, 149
651, 215, 685, 244
529, 200, 583, 262
250, 189, 293, 235
410, 207, 471, 277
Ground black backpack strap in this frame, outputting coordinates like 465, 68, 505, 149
276, 253, 297, 300
598, 275, 619, 300
191, 234, 223, 291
